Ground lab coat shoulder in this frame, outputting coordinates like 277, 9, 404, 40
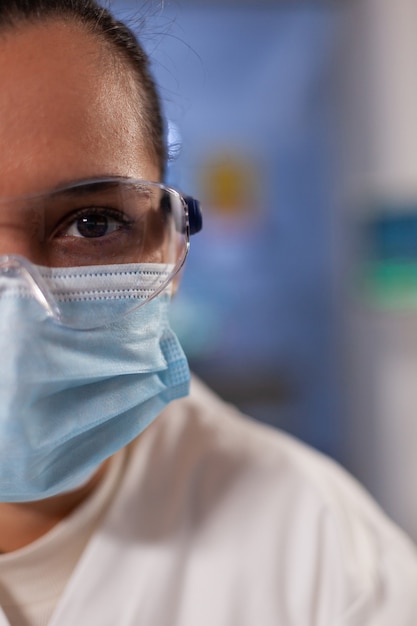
146, 376, 417, 625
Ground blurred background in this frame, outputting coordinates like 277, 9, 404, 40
113, 0, 417, 544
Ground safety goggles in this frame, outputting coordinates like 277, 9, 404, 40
0, 177, 202, 329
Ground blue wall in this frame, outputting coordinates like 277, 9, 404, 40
113, 1, 345, 460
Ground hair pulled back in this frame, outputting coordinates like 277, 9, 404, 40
0, 0, 167, 175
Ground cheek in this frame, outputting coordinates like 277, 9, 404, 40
0, 214, 48, 264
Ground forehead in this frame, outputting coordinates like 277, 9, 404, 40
0, 19, 157, 197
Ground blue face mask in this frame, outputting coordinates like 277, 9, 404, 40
0, 264, 190, 502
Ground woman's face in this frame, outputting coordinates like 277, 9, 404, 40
0, 19, 159, 260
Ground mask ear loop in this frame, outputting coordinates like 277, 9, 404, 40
0, 255, 62, 323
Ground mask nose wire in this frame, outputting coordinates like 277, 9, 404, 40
0, 255, 62, 322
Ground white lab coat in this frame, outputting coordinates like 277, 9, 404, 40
1, 377, 416, 626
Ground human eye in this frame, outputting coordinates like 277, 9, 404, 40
42, 182, 169, 267
54, 206, 133, 239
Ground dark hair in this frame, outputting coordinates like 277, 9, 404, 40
0, 0, 167, 175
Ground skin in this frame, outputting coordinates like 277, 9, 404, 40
0, 19, 160, 552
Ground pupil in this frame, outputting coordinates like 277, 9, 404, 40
77, 215, 108, 238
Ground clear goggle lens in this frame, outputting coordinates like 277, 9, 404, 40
0, 177, 202, 329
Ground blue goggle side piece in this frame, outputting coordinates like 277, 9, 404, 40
185, 196, 203, 235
